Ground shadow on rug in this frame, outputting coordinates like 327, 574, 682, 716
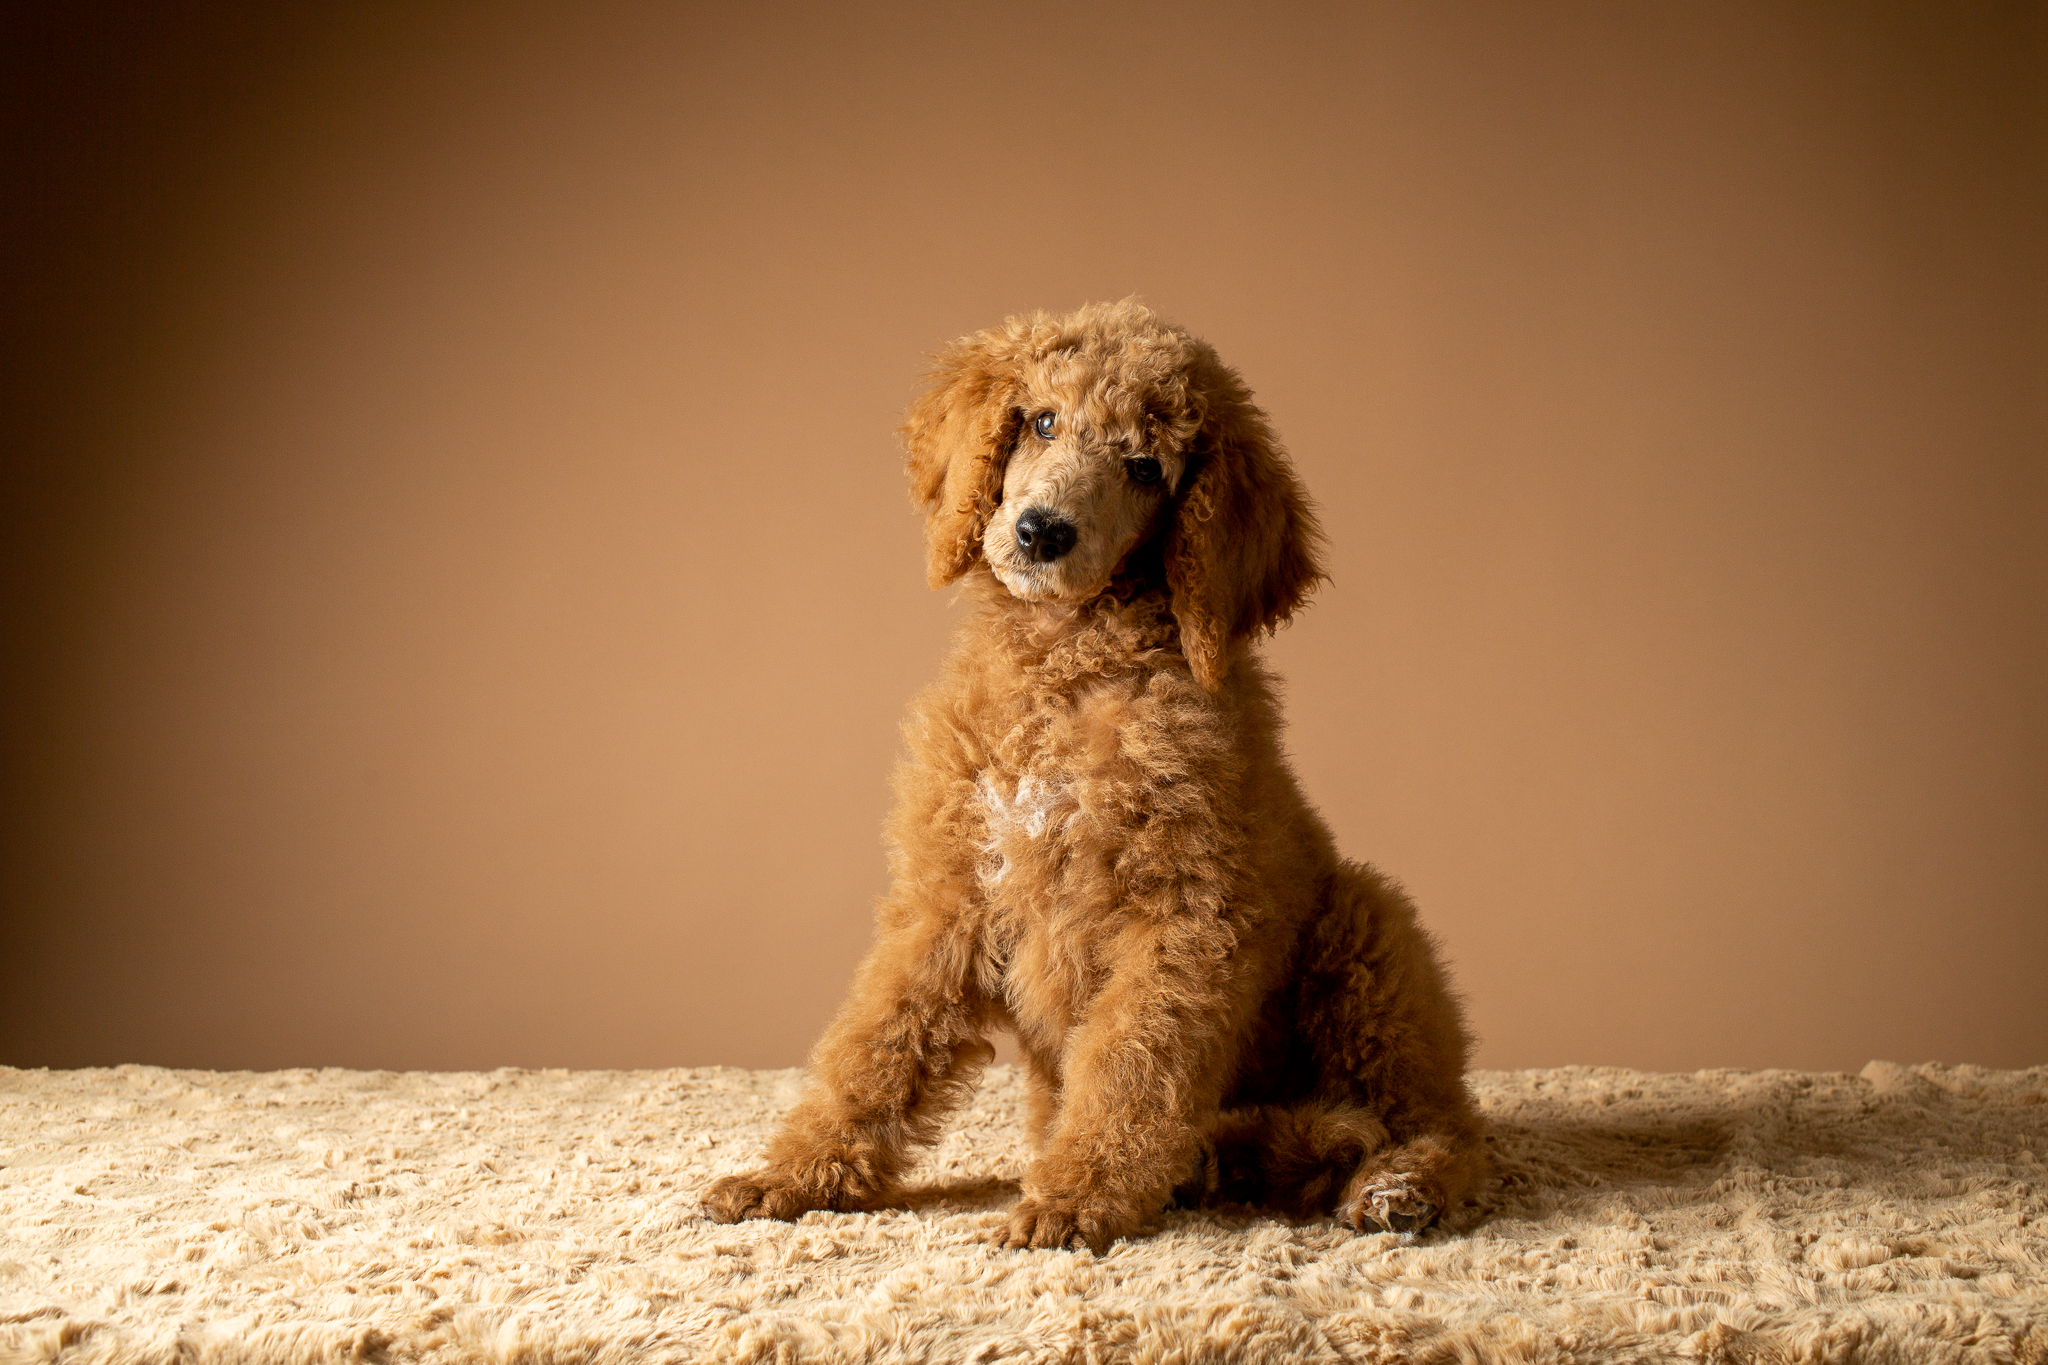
2, 1061, 2043, 1363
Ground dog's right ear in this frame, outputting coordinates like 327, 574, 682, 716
899, 337, 1022, 588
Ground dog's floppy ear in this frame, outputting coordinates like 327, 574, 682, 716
900, 336, 1023, 588
1165, 352, 1326, 691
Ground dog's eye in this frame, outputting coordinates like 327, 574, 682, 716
1033, 412, 1056, 440
1125, 456, 1163, 486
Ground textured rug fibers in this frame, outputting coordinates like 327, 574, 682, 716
2, 1060, 2044, 1363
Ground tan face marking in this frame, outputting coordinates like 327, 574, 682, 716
982, 408, 1184, 603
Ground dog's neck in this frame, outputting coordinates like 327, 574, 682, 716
962, 568, 1184, 691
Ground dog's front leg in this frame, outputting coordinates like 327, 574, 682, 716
997, 924, 1246, 1254
702, 907, 991, 1224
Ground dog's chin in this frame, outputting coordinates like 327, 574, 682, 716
988, 559, 1107, 605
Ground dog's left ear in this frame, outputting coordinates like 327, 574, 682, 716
899, 337, 1022, 589
1165, 352, 1326, 691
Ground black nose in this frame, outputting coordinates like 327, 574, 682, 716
1014, 507, 1077, 563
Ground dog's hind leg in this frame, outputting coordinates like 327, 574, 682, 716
1175, 1100, 1482, 1234
1173, 1101, 1391, 1217
1292, 863, 1489, 1233
1336, 1123, 1488, 1234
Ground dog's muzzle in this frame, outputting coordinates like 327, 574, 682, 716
1014, 508, 1077, 564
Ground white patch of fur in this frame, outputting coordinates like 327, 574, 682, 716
974, 772, 1074, 888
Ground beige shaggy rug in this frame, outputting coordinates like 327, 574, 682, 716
2, 1061, 2043, 1364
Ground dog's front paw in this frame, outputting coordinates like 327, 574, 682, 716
1341, 1172, 1439, 1235
702, 1167, 841, 1224
993, 1192, 1137, 1254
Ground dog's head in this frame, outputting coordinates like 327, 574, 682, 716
900, 299, 1323, 690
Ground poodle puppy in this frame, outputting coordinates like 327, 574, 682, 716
703, 299, 1486, 1252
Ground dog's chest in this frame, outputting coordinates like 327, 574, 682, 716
955, 676, 1190, 1037
972, 768, 1080, 893
969, 760, 1103, 1038
965, 680, 1142, 905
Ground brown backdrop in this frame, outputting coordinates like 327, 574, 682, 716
4, 2, 2043, 1075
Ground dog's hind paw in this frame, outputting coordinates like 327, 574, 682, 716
1341, 1173, 1439, 1235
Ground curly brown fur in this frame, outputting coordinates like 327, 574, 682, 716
702, 299, 1487, 1252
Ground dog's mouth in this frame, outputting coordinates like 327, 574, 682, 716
989, 557, 1077, 602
